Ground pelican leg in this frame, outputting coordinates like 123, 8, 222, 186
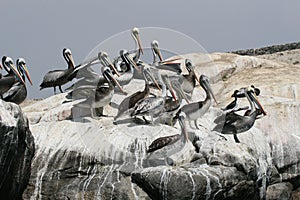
142, 116, 150, 124
95, 107, 107, 117
91, 107, 102, 119
54, 87, 57, 94
59, 86, 63, 93
194, 120, 200, 129
233, 134, 240, 143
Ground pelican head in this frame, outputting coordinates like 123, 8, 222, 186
247, 86, 267, 116
131, 27, 144, 55
120, 49, 140, 72
2, 56, 25, 84
231, 90, 239, 98
16, 58, 33, 85
200, 75, 217, 104
151, 40, 163, 61
63, 48, 75, 68
98, 51, 120, 77
102, 67, 126, 95
185, 59, 199, 83
251, 85, 260, 96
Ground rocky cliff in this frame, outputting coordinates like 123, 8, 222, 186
16, 50, 300, 199
0, 100, 35, 199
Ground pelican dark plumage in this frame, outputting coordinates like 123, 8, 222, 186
72, 51, 125, 118
213, 87, 266, 143
114, 65, 159, 120
222, 85, 261, 113
131, 74, 177, 124
3, 58, 33, 104
115, 49, 140, 86
73, 67, 125, 118
40, 48, 75, 94
0, 56, 24, 97
178, 74, 217, 129
147, 112, 190, 156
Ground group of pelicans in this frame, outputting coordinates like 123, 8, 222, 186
0, 27, 267, 155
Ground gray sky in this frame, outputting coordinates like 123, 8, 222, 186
1, 0, 299, 99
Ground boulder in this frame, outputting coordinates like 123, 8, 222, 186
0, 100, 35, 199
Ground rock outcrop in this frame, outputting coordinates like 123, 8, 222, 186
0, 100, 35, 199
21, 51, 300, 199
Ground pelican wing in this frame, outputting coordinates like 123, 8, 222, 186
180, 101, 204, 113
132, 97, 163, 116
147, 134, 181, 153
2, 82, 24, 100
41, 70, 65, 84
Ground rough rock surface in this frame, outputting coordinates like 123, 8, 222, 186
0, 100, 35, 199
21, 51, 300, 199
266, 182, 293, 200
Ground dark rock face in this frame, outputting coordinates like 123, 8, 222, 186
230, 41, 300, 56
0, 100, 35, 199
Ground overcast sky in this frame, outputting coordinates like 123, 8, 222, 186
1, 0, 299, 99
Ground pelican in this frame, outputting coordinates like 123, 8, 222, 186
73, 67, 125, 118
222, 85, 261, 113
115, 49, 140, 86
169, 59, 199, 100
131, 74, 177, 124
3, 58, 33, 104
113, 27, 144, 73
0, 56, 24, 97
147, 111, 192, 165
213, 87, 266, 143
131, 27, 144, 62
40, 48, 75, 94
157, 79, 190, 126
133, 40, 182, 80
114, 65, 160, 120
151, 40, 182, 74
178, 74, 217, 129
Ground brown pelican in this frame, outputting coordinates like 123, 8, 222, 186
131, 74, 177, 124
115, 49, 140, 86
147, 111, 191, 161
40, 48, 75, 94
3, 58, 32, 104
65, 51, 121, 96
169, 59, 199, 100
178, 74, 217, 129
113, 27, 144, 73
114, 65, 159, 120
222, 90, 248, 113
213, 87, 266, 143
73, 67, 125, 118
222, 85, 261, 113
0, 56, 24, 97
131, 27, 144, 61
157, 79, 190, 126
151, 40, 182, 74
